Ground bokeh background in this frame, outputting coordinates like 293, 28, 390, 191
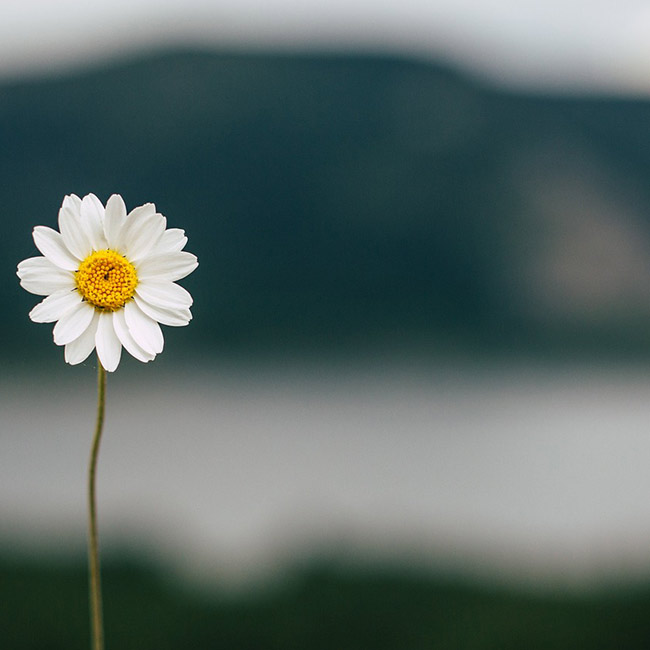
5, 1, 650, 648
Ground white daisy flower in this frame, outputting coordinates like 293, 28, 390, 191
17, 193, 198, 372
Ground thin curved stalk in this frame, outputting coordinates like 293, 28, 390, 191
88, 361, 106, 650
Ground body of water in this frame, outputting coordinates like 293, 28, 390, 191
3, 359, 650, 589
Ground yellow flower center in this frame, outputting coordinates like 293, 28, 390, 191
76, 250, 138, 311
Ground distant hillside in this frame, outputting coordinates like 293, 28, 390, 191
4, 48, 650, 360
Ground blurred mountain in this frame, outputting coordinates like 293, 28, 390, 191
4, 48, 650, 361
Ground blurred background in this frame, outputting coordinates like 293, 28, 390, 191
5, 1, 650, 647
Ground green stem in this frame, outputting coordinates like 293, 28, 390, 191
88, 361, 106, 650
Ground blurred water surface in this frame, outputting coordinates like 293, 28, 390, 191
3, 358, 650, 590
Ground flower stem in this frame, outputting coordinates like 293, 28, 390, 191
88, 361, 106, 650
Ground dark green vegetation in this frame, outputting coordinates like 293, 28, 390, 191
4, 554, 650, 649
4, 48, 650, 361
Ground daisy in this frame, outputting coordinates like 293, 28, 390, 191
17, 193, 198, 372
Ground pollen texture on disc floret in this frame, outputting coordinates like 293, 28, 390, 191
76, 249, 138, 311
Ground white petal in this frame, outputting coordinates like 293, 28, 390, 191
134, 295, 191, 327
128, 203, 156, 220
80, 194, 108, 250
135, 280, 193, 309
17, 256, 64, 277
20, 276, 73, 296
95, 311, 122, 372
62, 193, 82, 214
29, 289, 82, 323
151, 228, 188, 254
124, 301, 164, 354
136, 252, 198, 281
117, 203, 155, 252
58, 205, 91, 260
17, 257, 75, 295
53, 301, 95, 345
124, 213, 166, 262
112, 309, 155, 363
32, 226, 79, 271
64, 311, 99, 365
103, 194, 127, 249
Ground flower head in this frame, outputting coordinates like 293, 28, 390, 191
17, 193, 198, 371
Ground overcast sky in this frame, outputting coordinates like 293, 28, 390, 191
3, 0, 650, 93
